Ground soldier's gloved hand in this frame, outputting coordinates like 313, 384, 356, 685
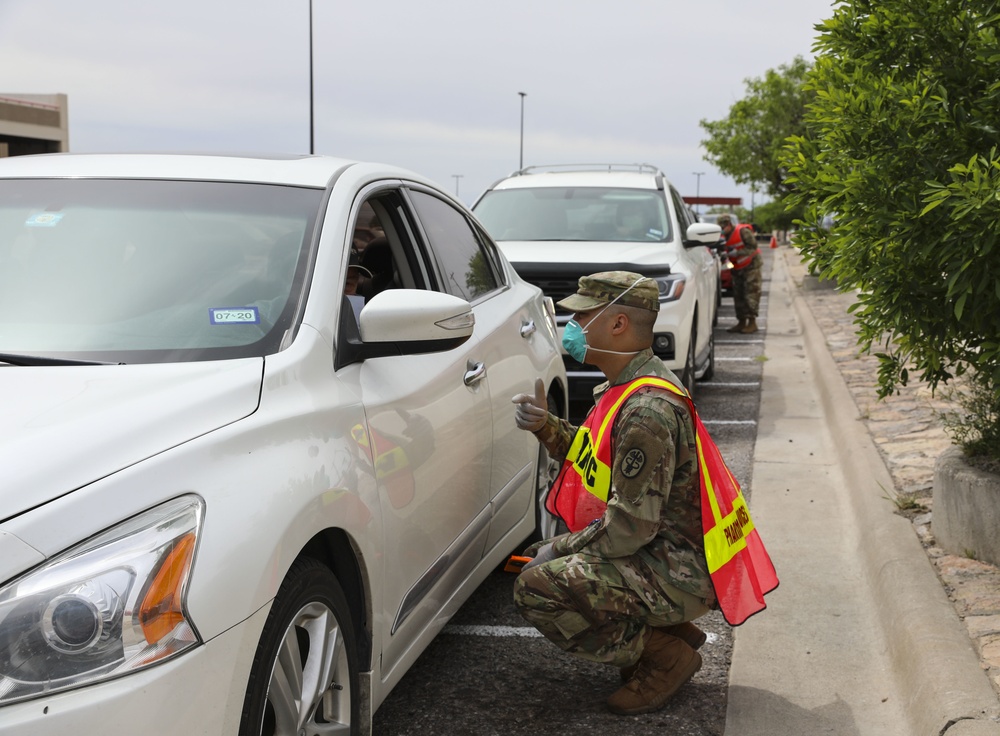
511, 378, 548, 432
521, 542, 556, 571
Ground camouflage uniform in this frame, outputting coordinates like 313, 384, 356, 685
725, 223, 763, 321
513, 272, 715, 668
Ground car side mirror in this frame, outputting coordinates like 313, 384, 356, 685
683, 222, 723, 247
335, 289, 475, 368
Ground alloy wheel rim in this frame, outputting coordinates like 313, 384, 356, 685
263, 601, 351, 735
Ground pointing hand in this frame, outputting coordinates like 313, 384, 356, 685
511, 378, 548, 432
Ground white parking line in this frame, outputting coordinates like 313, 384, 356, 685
443, 625, 719, 645
699, 382, 761, 387
443, 625, 543, 637
716, 357, 757, 362
702, 420, 758, 426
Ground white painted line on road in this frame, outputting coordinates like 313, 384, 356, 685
716, 357, 757, 362
443, 625, 544, 637
699, 382, 761, 387
702, 419, 758, 426
441, 625, 719, 644
443, 625, 720, 646
716, 339, 765, 346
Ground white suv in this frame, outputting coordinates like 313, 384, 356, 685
473, 164, 721, 412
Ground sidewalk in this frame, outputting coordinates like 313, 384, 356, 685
725, 246, 1000, 736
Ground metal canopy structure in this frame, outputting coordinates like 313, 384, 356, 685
683, 196, 742, 206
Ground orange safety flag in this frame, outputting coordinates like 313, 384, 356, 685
689, 407, 779, 625
547, 376, 778, 626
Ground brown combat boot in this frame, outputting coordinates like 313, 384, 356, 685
741, 318, 758, 334
607, 630, 702, 715
726, 318, 746, 333
619, 622, 706, 682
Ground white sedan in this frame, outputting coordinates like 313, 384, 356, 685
0, 153, 567, 735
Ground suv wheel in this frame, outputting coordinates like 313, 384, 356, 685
681, 325, 697, 397
698, 332, 716, 382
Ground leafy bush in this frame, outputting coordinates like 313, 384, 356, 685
941, 374, 1000, 463
784, 0, 1000, 458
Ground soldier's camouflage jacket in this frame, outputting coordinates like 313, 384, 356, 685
532, 348, 716, 612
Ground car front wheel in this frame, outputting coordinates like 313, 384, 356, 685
239, 558, 359, 736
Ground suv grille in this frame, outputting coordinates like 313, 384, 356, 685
525, 276, 579, 306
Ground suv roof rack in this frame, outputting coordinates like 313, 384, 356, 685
513, 163, 664, 176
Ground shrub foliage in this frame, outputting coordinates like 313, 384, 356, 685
785, 0, 1000, 457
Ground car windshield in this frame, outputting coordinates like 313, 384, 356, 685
474, 187, 672, 243
0, 178, 324, 364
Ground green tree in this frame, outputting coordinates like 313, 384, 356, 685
752, 199, 803, 233
700, 56, 814, 199
785, 0, 1000, 457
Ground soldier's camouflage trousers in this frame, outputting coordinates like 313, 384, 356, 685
513, 552, 708, 667
732, 254, 763, 321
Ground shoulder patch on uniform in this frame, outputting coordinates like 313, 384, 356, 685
620, 448, 646, 479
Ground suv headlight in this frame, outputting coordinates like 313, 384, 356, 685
0, 495, 204, 706
654, 274, 687, 302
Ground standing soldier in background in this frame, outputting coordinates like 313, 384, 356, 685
719, 214, 763, 334
510, 271, 715, 716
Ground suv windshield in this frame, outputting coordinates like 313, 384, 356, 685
474, 187, 672, 243
0, 179, 323, 364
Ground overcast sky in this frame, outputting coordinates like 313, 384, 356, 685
0, 0, 834, 208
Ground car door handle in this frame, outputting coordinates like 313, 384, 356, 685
520, 319, 536, 338
464, 360, 486, 386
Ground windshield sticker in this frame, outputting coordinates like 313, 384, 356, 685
648, 228, 663, 237
209, 307, 260, 325
25, 213, 65, 227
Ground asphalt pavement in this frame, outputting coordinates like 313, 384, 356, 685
727, 246, 1000, 736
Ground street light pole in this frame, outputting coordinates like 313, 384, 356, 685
308, 0, 314, 155
518, 92, 527, 171
452, 174, 463, 198
693, 171, 705, 214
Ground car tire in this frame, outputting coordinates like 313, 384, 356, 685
239, 558, 359, 736
698, 332, 716, 382
681, 324, 697, 398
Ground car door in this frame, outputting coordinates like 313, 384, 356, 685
670, 187, 717, 348
344, 187, 493, 677
406, 189, 541, 552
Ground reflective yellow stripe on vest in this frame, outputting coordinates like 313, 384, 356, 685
626, 378, 757, 574
564, 376, 683, 502
563, 428, 609, 500
696, 433, 755, 573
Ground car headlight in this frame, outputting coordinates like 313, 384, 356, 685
0, 495, 203, 706
654, 274, 687, 302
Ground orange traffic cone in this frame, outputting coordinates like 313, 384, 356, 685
769, 234, 778, 249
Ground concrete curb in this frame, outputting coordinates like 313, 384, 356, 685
784, 248, 1000, 735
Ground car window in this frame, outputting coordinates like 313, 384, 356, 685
406, 189, 500, 302
473, 186, 671, 243
670, 187, 694, 234
0, 179, 323, 363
